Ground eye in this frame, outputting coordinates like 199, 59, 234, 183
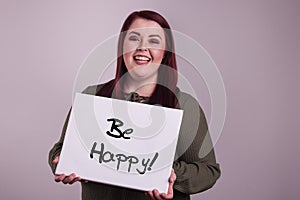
128, 35, 139, 41
149, 38, 160, 44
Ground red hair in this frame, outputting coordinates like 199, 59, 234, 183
99, 10, 178, 108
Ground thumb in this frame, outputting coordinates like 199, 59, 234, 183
169, 169, 176, 183
52, 156, 60, 164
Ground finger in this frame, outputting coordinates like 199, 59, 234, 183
69, 176, 81, 184
62, 173, 76, 184
164, 180, 174, 199
161, 184, 174, 199
146, 190, 155, 199
153, 189, 163, 200
169, 169, 176, 183
161, 192, 172, 199
52, 156, 60, 164
55, 174, 65, 182
63, 173, 77, 184
54, 174, 65, 182
161, 171, 176, 199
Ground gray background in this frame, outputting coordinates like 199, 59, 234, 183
1, 0, 299, 199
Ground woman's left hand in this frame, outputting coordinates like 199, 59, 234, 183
146, 169, 176, 200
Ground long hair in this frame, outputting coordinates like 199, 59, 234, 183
99, 10, 178, 108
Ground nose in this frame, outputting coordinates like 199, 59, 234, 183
136, 39, 148, 51
136, 47, 148, 51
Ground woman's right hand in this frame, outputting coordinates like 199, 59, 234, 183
52, 156, 84, 184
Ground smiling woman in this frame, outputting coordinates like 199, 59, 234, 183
123, 18, 166, 95
48, 10, 221, 200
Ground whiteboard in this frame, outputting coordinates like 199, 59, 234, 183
56, 93, 183, 193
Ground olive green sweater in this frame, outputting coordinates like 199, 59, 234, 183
48, 84, 221, 200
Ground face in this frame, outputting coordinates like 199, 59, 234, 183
123, 18, 166, 82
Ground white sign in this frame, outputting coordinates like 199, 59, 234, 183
56, 93, 183, 193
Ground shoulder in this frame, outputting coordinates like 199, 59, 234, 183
177, 90, 206, 118
82, 79, 115, 96
177, 91, 199, 109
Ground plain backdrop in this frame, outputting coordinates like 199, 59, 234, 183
0, 0, 299, 199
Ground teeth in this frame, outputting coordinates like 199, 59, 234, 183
134, 56, 150, 61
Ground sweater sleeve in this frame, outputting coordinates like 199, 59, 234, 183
173, 93, 221, 194
48, 108, 71, 174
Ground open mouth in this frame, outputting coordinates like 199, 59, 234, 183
133, 55, 151, 63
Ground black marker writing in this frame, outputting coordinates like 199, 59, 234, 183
136, 158, 150, 175
90, 142, 115, 163
116, 154, 138, 172
136, 152, 159, 175
89, 142, 159, 175
147, 152, 159, 171
106, 118, 133, 139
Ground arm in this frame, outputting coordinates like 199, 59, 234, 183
48, 108, 85, 184
173, 94, 221, 194
173, 149, 220, 194
48, 108, 71, 174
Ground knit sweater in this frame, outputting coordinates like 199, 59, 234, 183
48, 82, 221, 200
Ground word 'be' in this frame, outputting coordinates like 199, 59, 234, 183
106, 118, 133, 140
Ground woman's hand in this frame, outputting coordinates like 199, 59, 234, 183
52, 156, 85, 184
146, 169, 176, 200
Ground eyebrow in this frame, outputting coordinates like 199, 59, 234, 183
128, 31, 140, 36
149, 34, 162, 39
128, 31, 162, 39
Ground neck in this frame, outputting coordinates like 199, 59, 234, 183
123, 76, 157, 97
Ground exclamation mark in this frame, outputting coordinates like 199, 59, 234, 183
147, 152, 159, 171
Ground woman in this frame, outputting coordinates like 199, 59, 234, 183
49, 10, 221, 200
